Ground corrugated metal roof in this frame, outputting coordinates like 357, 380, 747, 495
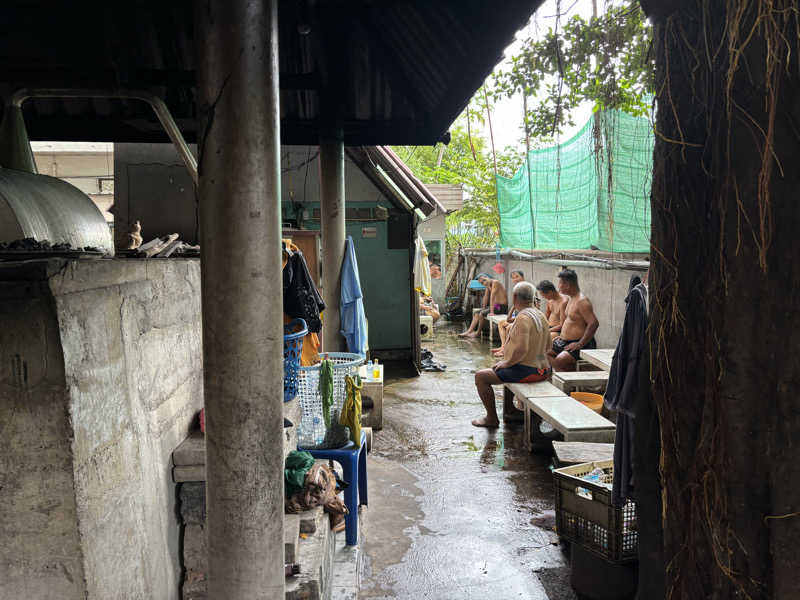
346, 146, 444, 216
426, 184, 464, 212
0, 1, 542, 145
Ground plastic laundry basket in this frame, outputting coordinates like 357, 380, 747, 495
296, 352, 364, 449
283, 318, 308, 403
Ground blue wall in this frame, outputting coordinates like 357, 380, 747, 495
287, 202, 412, 352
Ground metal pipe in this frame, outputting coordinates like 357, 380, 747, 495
463, 249, 649, 271
10, 88, 197, 185
195, 0, 284, 597
320, 137, 346, 351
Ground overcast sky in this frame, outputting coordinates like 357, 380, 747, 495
480, 0, 596, 151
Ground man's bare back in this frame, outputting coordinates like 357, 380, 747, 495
561, 293, 593, 340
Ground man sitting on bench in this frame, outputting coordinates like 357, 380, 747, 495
492, 270, 525, 356
459, 273, 508, 338
547, 269, 599, 371
535, 279, 569, 340
472, 281, 551, 427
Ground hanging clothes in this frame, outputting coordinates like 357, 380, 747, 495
340, 236, 368, 356
283, 243, 325, 334
340, 374, 362, 444
282, 239, 322, 365
604, 280, 649, 507
413, 236, 432, 297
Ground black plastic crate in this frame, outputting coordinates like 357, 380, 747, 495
553, 460, 638, 564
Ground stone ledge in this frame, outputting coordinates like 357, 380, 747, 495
173, 432, 204, 466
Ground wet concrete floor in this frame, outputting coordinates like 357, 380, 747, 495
361, 322, 577, 600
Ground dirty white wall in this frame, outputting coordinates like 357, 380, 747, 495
469, 255, 648, 348
0, 258, 203, 599
0, 264, 87, 598
31, 142, 115, 223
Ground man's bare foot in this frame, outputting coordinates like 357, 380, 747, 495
471, 416, 500, 428
465, 331, 479, 338
458, 330, 473, 337
491, 348, 504, 356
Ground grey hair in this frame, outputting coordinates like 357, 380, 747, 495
513, 281, 536, 304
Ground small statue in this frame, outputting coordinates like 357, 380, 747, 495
125, 220, 143, 250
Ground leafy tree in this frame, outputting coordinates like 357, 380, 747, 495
492, 0, 654, 139
394, 116, 522, 260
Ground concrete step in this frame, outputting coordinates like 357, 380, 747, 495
285, 507, 335, 600
285, 514, 300, 564
173, 431, 205, 466
173, 465, 205, 482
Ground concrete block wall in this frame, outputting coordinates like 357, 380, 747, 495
469, 256, 648, 348
0, 258, 204, 600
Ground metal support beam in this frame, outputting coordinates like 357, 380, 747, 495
320, 137, 346, 351
10, 88, 198, 185
195, 1, 284, 597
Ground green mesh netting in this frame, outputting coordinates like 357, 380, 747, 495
496, 109, 653, 252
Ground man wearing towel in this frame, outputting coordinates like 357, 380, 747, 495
471, 282, 551, 427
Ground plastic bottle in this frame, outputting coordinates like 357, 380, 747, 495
372, 358, 380, 380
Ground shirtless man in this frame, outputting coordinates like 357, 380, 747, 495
459, 273, 508, 338
419, 295, 440, 322
492, 270, 525, 355
472, 281, 551, 427
535, 280, 569, 340
547, 269, 599, 371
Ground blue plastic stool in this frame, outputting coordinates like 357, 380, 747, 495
299, 430, 368, 545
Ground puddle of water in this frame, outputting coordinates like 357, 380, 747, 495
460, 435, 481, 451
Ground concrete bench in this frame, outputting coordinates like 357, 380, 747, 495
502, 381, 615, 451
523, 396, 615, 445
552, 370, 610, 393
486, 314, 507, 345
502, 381, 567, 449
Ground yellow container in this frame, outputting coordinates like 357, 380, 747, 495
570, 392, 604, 414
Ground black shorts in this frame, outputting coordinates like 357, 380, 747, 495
552, 337, 597, 361
495, 364, 551, 383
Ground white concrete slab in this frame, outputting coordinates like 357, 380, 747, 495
521, 396, 615, 442
579, 348, 615, 371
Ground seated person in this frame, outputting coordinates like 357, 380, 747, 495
458, 273, 508, 338
547, 269, 599, 371
535, 279, 569, 340
492, 270, 525, 356
419, 295, 440, 322
471, 282, 551, 427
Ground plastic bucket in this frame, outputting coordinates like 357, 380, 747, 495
571, 392, 604, 414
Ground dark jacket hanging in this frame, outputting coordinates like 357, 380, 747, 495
605, 280, 648, 507
283, 250, 325, 333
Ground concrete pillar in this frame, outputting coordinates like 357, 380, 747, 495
195, 1, 284, 598
320, 138, 346, 351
